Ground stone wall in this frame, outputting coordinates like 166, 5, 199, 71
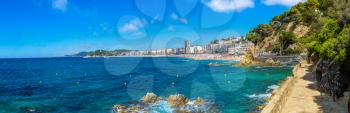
261, 64, 300, 113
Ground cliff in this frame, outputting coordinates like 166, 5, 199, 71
247, 0, 350, 111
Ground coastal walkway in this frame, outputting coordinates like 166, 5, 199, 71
263, 61, 347, 113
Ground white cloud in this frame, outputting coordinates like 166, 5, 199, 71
118, 18, 147, 37
170, 13, 188, 24
118, 18, 146, 33
52, 0, 68, 11
204, 0, 254, 12
263, 0, 306, 6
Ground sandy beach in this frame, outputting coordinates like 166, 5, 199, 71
83, 54, 243, 61
262, 61, 347, 113
182, 54, 243, 61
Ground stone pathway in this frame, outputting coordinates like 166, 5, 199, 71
280, 63, 347, 113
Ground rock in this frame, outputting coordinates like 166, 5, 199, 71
167, 94, 189, 107
129, 106, 142, 111
142, 92, 159, 103
194, 97, 205, 106
256, 105, 264, 110
113, 104, 127, 113
239, 50, 255, 66
293, 24, 309, 38
112, 93, 209, 112
175, 109, 193, 113
265, 58, 274, 64
264, 58, 280, 66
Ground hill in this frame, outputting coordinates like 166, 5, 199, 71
246, 0, 350, 104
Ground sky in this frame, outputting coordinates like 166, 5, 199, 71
0, 0, 305, 58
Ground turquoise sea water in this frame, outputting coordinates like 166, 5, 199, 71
0, 57, 292, 113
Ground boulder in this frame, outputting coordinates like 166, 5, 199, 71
175, 109, 193, 113
113, 104, 126, 110
194, 97, 205, 106
129, 106, 142, 111
238, 49, 255, 66
264, 58, 280, 66
112, 104, 127, 113
167, 94, 189, 107
142, 92, 159, 103
256, 105, 264, 110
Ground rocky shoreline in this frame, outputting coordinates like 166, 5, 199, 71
235, 51, 284, 67
112, 93, 217, 113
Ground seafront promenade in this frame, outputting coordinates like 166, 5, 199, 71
263, 61, 347, 113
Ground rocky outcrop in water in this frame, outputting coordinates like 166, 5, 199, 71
112, 105, 128, 113
263, 58, 281, 66
238, 50, 255, 66
112, 93, 212, 113
194, 97, 205, 106
142, 92, 159, 103
167, 94, 189, 107
237, 49, 282, 67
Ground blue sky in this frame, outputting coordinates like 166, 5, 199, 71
0, 0, 305, 58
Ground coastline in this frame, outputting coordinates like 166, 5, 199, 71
261, 63, 300, 113
262, 61, 347, 113
81, 54, 243, 61
180, 54, 243, 61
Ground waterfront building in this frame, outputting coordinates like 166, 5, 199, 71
193, 46, 204, 54
184, 40, 190, 54
228, 40, 255, 55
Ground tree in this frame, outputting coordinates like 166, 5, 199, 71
315, 18, 340, 60
246, 31, 260, 44
254, 24, 273, 37
246, 24, 273, 45
318, 0, 333, 11
335, 0, 350, 26
302, 17, 349, 64
279, 31, 296, 55
289, 0, 320, 24
329, 25, 350, 63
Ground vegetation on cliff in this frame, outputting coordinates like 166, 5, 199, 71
68, 49, 132, 57
246, 0, 350, 102
247, 0, 350, 59
88, 49, 132, 56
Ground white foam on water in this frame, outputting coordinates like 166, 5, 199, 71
247, 85, 279, 100
153, 100, 173, 113
113, 97, 213, 113
247, 93, 272, 99
268, 85, 279, 90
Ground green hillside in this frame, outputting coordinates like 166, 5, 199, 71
247, 0, 350, 64
246, 0, 350, 100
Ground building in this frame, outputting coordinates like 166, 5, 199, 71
184, 40, 191, 54
228, 40, 255, 55
193, 46, 204, 54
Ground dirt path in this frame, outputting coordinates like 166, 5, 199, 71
280, 62, 347, 113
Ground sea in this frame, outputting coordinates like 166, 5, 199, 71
0, 57, 292, 113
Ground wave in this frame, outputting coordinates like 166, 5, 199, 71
247, 93, 271, 99
268, 85, 279, 90
246, 84, 279, 99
